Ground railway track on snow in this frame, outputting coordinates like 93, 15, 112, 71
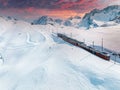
57, 33, 110, 61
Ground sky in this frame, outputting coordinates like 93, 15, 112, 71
0, 0, 120, 21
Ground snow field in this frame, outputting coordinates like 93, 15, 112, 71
0, 17, 120, 90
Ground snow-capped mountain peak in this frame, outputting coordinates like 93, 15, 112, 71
32, 16, 54, 25
80, 5, 120, 29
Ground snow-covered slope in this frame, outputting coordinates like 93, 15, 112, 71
1, 16, 120, 90
80, 5, 120, 29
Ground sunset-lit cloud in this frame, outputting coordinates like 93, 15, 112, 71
0, 0, 119, 20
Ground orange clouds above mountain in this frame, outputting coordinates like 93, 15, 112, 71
0, 0, 115, 11
0, 0, 119, 20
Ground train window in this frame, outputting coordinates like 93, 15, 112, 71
102, 52, 107, 54
102, 52, 110, 56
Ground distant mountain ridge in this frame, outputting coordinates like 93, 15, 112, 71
32, 16, 81, 27
32, 5, 120, 29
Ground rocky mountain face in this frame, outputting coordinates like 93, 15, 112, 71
80, 5, 120, 29
32, 16, 54, 25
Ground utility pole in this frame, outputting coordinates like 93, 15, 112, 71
83, 39, 85, 44
114, 53, 117, 64
70, 33, 72, 37
101, 38, 103, 52
92, 41, 94, 48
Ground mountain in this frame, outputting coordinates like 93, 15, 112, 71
32, 16, 65, 26
32, 16, 81, 27
80, 5, 120, 29
54, 19, 63, 25
31, 5, 120, 29
63, 20, 72, 26
112, 16, 120, 23
32, 16, 54, 25
66, 16, 81, 27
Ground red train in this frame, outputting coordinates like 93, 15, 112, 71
57, 33, 110, 61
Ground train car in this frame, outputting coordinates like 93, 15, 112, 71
57, 33, 63, 38
57, 33, 110, 61
95, 51, 110, 60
